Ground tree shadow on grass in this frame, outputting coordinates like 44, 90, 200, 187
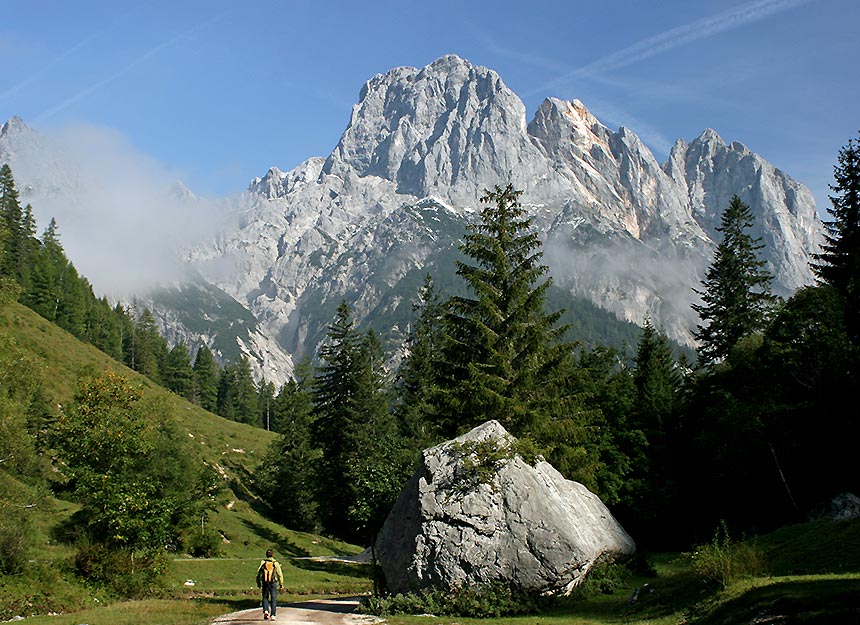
239, 519, 310, 557
288, 558, 374, 580
192, 595, 260, 611
691, 577, 860, 625
51, 508, 88, 545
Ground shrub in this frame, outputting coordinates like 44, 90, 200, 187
686, 520, 768, 588
0, 475, 37, 575
0, 505, 31, 575
185, 527, 223, 558
74, 542, 167, 598
567, 559, 632, 600
360, 583, 552, 617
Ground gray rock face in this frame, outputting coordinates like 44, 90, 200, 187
375, 421, 636, 595
826, 493, 860, 521
0, 55, 825, 383
183, 56, 822, 375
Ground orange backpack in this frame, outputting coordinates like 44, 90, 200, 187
262, 560, 277, 583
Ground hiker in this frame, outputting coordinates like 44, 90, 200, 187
256, 549, 284, 621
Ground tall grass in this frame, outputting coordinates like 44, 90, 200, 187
686, 520, 768, 588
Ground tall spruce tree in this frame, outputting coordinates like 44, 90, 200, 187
633, 319, 682, 423
439, 184, 572, 436
257, 380, 276, 431
0, 164, 24, 281
164, 342, 194, 400
344, 329, 407, 544
394, 274, 445, 448
813, 131, 860, 344
311, 301, 363, 538
311, 301, 404, 542
692, 195, 776, 366
86, 296, 123, 359
255, 364, 320, 531
216, 356, 259, 425
192, 345, 219, 412
625, 318, 683, 527
0, 195, 14, 300
130, 308, 166, 382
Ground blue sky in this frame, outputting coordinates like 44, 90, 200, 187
2, 0, 857, 214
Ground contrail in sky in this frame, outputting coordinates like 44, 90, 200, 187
36, 11, 229, 122
515, 0, 815, 152
575, 0, 814, 77
0, 13, 133, 101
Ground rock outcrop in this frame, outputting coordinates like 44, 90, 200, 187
375, 421, 635, 595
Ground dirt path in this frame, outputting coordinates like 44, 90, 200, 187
210, 597, 382, 625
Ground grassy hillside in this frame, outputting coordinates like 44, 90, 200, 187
5, 301, 858, 625
0, 301, 274, 477
0, 302, 372, 622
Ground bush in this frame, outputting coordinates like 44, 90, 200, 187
360, 583, 552, 617
74, 543, 167, 598
686, 520, 768, 588
0, 475, 37, 575
0, 505, 31, 575
185, 527, 223, 558
0, 561, 86, 620
567, 559, 632, 600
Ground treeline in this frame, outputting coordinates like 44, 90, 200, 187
3, 128, 859, 561
0, 161, 275, 428
254, 135, 860, 549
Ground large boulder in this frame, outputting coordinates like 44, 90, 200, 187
374, 420, 635, 595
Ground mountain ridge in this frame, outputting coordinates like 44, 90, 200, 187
0, 54, 823, 385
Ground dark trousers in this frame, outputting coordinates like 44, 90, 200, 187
262, 581, 278, 616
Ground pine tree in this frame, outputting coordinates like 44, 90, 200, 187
439, 184, 572, 436
813, 131, 860, 344
117, 304, 137, 369
625, 318, 683, 525
54, 263, 89, 338
164, 342, 194, 400
692, 195, 776, 366
0, 196, 14, 300
311, 301, 405, 542
256, 362, 320, 531
20, 219, 59, 321
272, 357, 314, 435
130, 308, 164, 382
633, 319, 682, 423
311, 301, 363, 538
0, 164, 24, 281
216, 357, 259, 424
257, 380, 276, 431
393, 274, 445, 448
232, 357, 259, 425
192, 345, 219, 412
344, 329, 406, 544
17, 204, 37, 291
86, 296, 123, 359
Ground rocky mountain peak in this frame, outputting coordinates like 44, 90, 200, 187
696, 127, 724, 145
324, 55, 535, 205
249, 166, 287, 199
1, 116, 30, 138
529, 97, 609, 150
0, 55, 826, 384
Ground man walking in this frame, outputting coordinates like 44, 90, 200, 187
256, 549, 285, 620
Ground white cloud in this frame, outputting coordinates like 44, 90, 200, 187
17, 122, 228, 297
